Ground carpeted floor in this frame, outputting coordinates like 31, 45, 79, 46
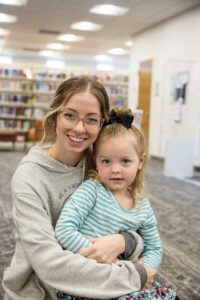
0, 148, 200, 299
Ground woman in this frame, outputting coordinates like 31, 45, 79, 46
3, 76, 156, 300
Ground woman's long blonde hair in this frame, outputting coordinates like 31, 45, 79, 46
89, 106, 147, 198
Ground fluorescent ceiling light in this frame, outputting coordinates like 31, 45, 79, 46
57, 34, 84, 42
0, 28, 10, 35
46, 43, 70, 50
0, 0, 27, 5
94, 55, 113, 62
125, 40, 133, 47
89, 5, 129, 16
96, 64, 114, 71
38, 50, 55, 57
70, 21, 103, 31
0, 55, 13, 63
46, 60, 65, 69
0, 13, 17, 23
107, 48, 128, 55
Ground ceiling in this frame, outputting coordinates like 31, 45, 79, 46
0, 0, 200, 67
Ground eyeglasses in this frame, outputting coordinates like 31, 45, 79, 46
59, 110, 104, 133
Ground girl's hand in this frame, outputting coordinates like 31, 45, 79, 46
78, 234, 125, 264
138, 258, 144, 265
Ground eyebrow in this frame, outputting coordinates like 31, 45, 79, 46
62, 108, 100, 117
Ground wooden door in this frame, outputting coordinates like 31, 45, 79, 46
137, 59, 152, 151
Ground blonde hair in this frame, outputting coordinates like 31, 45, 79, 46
89, 106, 146, 198
42, 76, 110, 143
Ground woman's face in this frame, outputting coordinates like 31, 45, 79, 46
55, 91, 102, 158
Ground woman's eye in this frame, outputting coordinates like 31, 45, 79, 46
86, 117, 98, 124
64, 113, 76, 119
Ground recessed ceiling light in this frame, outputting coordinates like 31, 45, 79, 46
125, 40, 133, 47
93, 55, 113, 62
57, 34, 84, 42
0, 13, 17, 23
46, 60, 65, 69
0, 55, 13, 63
107, 48, 128, 55
38, 50, 55, 57
0, 0, 27, 5
70, 21, 103, 31
96, 64, 114, 71
46, 43, 70, 50
89, 4, 129, 16
0, 28, 10, 35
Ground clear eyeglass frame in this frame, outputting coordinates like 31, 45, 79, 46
59, 110, 104, 133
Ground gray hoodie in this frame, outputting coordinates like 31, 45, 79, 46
3, 145, 146, 300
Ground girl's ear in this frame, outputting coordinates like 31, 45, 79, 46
138, 153, 146, 170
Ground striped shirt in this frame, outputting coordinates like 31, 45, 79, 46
55, 179, 162, 269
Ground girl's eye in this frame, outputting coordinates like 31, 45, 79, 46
122, 159, 130, 164
102, 159, 110, 164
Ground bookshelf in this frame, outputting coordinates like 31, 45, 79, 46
0, 66, 129, 144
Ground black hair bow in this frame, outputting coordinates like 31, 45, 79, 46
107, 110, 134, 129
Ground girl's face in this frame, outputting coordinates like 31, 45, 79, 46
95, 134, 145, 195
55, 91, 102, 160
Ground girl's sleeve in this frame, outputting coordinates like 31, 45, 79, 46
137, 201, 163, 269
7, 175, 147, 297
55, 180, 96, 252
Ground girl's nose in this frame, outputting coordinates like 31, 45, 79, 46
112, 165, 120, 173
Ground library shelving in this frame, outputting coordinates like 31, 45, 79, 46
0, 66, 129, 145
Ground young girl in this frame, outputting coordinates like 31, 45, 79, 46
3, 77, 155, 300
55, 106, 176, 300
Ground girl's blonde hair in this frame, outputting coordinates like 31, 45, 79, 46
42, 75, 110, 143
90, 105, 146, 198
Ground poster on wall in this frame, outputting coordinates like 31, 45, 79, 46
171, 71, 189, 123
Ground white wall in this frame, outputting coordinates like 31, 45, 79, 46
129, 6, 200, 167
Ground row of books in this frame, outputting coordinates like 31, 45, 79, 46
0, 68, 26, 78
0, 94, 51, 104
0, 68, 128, 84
0, 119, 31, 130
0, 107, 46, 118
0, 80, 58, 92
105, 85, 128, 95
0, 81, 32, 91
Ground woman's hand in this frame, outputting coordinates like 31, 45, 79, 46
142, 266, 157, 289
136, 257, 157, 289
78, 234, 125, 264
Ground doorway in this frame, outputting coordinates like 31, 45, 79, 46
137, 59, 152, 151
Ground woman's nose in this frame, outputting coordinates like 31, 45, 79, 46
73, 120, 86, 133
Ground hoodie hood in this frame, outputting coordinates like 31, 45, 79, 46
19, 145, 84, 174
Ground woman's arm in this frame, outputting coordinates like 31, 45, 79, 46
10, 185, 147, 298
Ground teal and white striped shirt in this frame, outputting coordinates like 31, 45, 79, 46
55, 179, 162, 269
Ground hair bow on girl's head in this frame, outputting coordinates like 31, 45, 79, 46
107, 110, 134, 129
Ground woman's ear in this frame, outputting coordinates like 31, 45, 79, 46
138, 153, 146, 170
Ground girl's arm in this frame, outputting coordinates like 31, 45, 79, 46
56, 180, 144, 264
137, 201, 163, 269
55, 180, 96, 252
